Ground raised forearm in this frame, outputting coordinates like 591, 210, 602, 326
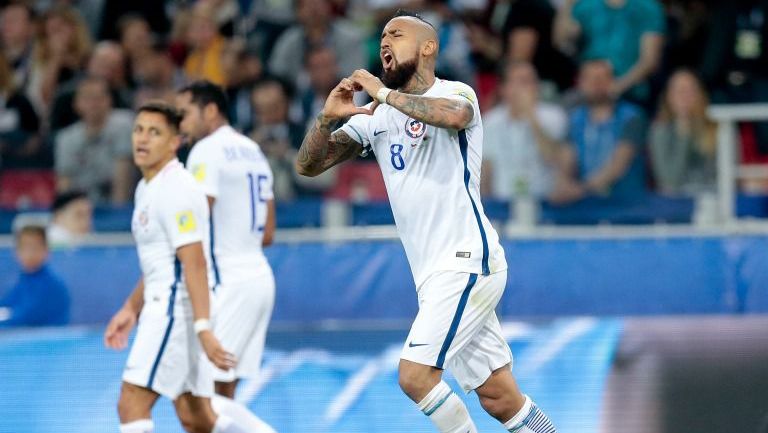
386, 92, 473, 130
296, 114, 361, 177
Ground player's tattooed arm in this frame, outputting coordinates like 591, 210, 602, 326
386, 92, 474, 130
295, 112, 362, 177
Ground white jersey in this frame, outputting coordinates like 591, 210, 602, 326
339, 78, 507, 286
186, 125, 274, 286
131, 159, 211, 317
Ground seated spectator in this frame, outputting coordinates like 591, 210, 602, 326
49, 41, 132, 131
26, 6, 92, 117
269, 0, 365, 88
0, 53, 43, 169
47, 191, 93, 248
118, 14, 154, 81
251, 78, 307, 200
298, 45, 344, 128
54, 77, 134, 205
132, 42, 184, 108
222, 39, 265, 132
0, 225, 70, 328
554, 0, 665, 105
650, 69, 716, 195
184, 2, 228, 86
482, 62, 567, 200
0, 2, 35, 90
552, 60, 647, 204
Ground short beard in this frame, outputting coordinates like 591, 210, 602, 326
381, 58, 418, 90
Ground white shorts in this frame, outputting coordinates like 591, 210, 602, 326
122, 308, 214, 400
401, 270, 513, 392
212, 268, 275, 382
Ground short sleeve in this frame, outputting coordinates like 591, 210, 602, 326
539, 105, 568, 141
641, 0, 665, 34
337, 107, 373, 156
186, 143, 221, 198
443, 82, 480, 127
159, 182, 207, 249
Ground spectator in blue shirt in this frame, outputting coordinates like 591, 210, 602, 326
554, 0, 665, 104
0, 225, 70, 327
552, 60, 647, 204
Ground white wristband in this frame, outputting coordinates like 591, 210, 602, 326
193, 318, 211, 334
376, 87, 392, 104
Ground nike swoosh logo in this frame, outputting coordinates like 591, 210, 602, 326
373, 130, 386, 136
408, 342, 428, 347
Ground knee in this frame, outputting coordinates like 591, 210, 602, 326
177, 410, 215, 433
117, 395, 148, 423
478, 393, 515, 421
398, 365, 439, 402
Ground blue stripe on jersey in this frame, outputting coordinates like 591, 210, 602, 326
149, 259, 181, 389
147, 316, 175, 389
436, 273, 478, 368
458, 129, 489, 275
208, 214, 221, 290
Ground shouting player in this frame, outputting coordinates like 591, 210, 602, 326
105, 101, 250, 433
296, 11, 556, 433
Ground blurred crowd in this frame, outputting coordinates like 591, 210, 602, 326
1, 0, 767, 211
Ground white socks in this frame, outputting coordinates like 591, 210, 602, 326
119, 419, 154, 433
504, 395, 556, 433
212, 394, 277, 433
417, 381, 478, 433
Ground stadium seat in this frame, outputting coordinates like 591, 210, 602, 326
327, 162, 388, 202
0, 169, 56, 209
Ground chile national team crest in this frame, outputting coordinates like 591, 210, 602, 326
405, 118, 426, 138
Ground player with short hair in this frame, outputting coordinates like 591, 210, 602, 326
296, 11, 556, 433
176, 81, 277, 433
104, 101, 249, 433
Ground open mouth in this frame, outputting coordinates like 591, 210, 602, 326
381, 51, 394, 70
134, 147, 149, 156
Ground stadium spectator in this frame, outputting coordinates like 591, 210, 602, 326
554, 0, 665, 105
197, 0, 241, 37
184, 2, 228, 86
132, 43, 183, 108
650, 69, 716, 195
117, 14, 154, 80
268, 0, 365, 88
0, 52, 43, 169
552, 60, 647, 204
0, 2, 35, 90
49, 41, 131, 131
27, 6, 92, 116
97, 0, 170, 41
298, 45, 344, 129
222, 39, 265, 132
468, 0, 576, 93
482, 62, 567, 200
0, 225, 70, 328
47, 191, 93, 248
251, 78, 307, 200
54, 77, 134, 205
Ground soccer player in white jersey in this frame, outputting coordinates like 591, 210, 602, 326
104, 102, 250, 433
295, 11, 557, 433
176, 81, 277, 433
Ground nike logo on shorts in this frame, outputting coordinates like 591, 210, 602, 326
408, 342, 428, 347
373, 130, 386, 136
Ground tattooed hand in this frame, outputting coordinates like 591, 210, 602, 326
323, 78, 377, 120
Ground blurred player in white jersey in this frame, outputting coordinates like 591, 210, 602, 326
176, 81, 277, 433
295, 11, 557, 433
105, 101, 250, 433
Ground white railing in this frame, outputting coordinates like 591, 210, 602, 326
708, 103, 768, 225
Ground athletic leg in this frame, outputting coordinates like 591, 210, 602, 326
117, 382, 160, 432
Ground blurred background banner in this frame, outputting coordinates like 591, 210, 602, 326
2, 234, 768, 325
